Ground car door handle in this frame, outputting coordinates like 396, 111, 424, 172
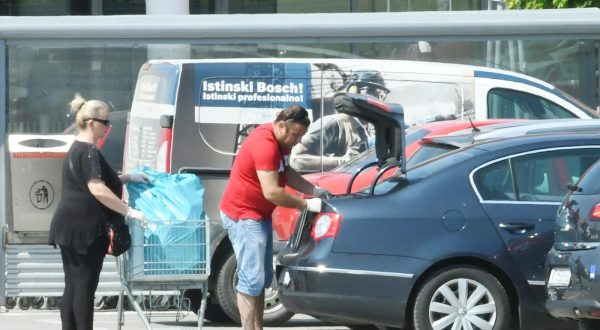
499, 223, 535, 233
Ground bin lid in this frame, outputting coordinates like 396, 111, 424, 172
9, 134, 75, 158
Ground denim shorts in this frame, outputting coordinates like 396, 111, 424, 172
220, 211, 273, 297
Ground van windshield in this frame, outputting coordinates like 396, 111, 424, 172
124, 63, 178, 173
553, 87, 599, 118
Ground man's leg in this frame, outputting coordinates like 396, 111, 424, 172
237, 291, 261, 330
254, 292, 265, 330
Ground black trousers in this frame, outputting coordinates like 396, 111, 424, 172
59, 237, 106, 330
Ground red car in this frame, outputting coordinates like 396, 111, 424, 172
273, 119, 520, 241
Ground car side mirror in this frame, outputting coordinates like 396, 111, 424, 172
566, 183, 582, 192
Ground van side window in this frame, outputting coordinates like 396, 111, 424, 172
487, 88, 577, 119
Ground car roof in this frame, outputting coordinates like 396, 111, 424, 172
468, 132, 600, 155
425, 119, 600, 149
410, 119, 521, 132
474, 119, 600, 140
409, 132, 600, 176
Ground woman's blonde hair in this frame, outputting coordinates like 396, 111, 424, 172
70, 93, 109, 129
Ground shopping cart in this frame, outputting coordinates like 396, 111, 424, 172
117, 218, 210, 329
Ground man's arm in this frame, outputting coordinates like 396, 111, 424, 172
290, 144, 342, 172
286, 167, 316, 195
257, 170, 308, 209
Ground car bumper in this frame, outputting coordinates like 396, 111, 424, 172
546, 298, 600, 319
277, 264, 408, 327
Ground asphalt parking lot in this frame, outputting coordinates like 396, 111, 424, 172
0, 308, 350, 330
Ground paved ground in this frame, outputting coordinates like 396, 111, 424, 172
0, 308, 350, 330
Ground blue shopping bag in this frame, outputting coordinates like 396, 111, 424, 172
126, 166, 205, 221
126, 167, 206, 275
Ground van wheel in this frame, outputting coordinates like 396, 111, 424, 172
413, 266, 510, 330
216, 252, 294, 325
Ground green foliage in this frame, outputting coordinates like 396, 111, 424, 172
506, 0, 600, 9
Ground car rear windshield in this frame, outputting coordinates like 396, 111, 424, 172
407, 143, 458, 168
333, 127, 431, 174
575, 160, 600, 194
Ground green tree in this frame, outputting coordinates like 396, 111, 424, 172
506, 0, 600, 9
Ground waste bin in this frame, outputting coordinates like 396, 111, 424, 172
8, 134, 74, 232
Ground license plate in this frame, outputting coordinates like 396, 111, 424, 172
548, 268, 571, 287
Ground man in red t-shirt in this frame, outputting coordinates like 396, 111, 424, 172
220, 105, 328, 330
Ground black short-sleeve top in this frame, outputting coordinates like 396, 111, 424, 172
48, 140, 124, 254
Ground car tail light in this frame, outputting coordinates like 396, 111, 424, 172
310, 212, 342, 241
156, 127, 172, 173
590, 203, 600, 221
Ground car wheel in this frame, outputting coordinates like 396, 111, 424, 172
413, 266, 510, 330
183, 289, 232, 322
216, 252, 294, 325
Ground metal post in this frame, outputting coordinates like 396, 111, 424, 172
508, 40, 516, 71
91, 0, 102, 15
0, 39, 7, 313
215, 0, 229, 14
145, 0, 191, 59
518, 40, 525, 72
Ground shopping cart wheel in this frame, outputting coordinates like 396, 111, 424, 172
17, 297, 31, 310
94, 296, 106, 310
5, 297, 16, 309
103, 296, 118, 310
31, 296, 44, 309
46, 297, 60, 310
152, 295, 171, 311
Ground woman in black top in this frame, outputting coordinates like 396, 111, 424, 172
49, 94, 148, 330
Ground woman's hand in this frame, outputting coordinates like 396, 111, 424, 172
128, 173, 150, 184
127, 207, 148, 226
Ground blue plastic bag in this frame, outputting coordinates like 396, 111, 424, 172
126, 167, 207, 275
126, 167, 205, 221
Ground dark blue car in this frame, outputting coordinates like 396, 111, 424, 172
277, 103, 600, 329
546, 159, 600, 330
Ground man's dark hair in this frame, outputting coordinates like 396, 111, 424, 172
275, 105, 310, 127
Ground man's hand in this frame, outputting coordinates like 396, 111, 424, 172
305, 198, 322, 212
312, 186, 331, 198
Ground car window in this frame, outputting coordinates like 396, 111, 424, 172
373, 147, 483, 195
512, 149, 600, 202
407, 144, 457, 168
487, 88, 577, 120
574, 159, 600, 194
475, 148, 600, 202
333, 127, 431, 174
474, 160, 516, 201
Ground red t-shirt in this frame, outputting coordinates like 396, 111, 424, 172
220, 123, 290, 221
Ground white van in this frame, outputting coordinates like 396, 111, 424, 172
123, 58, 598, 324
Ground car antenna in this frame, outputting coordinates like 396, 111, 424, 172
468, 116, 480, 133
